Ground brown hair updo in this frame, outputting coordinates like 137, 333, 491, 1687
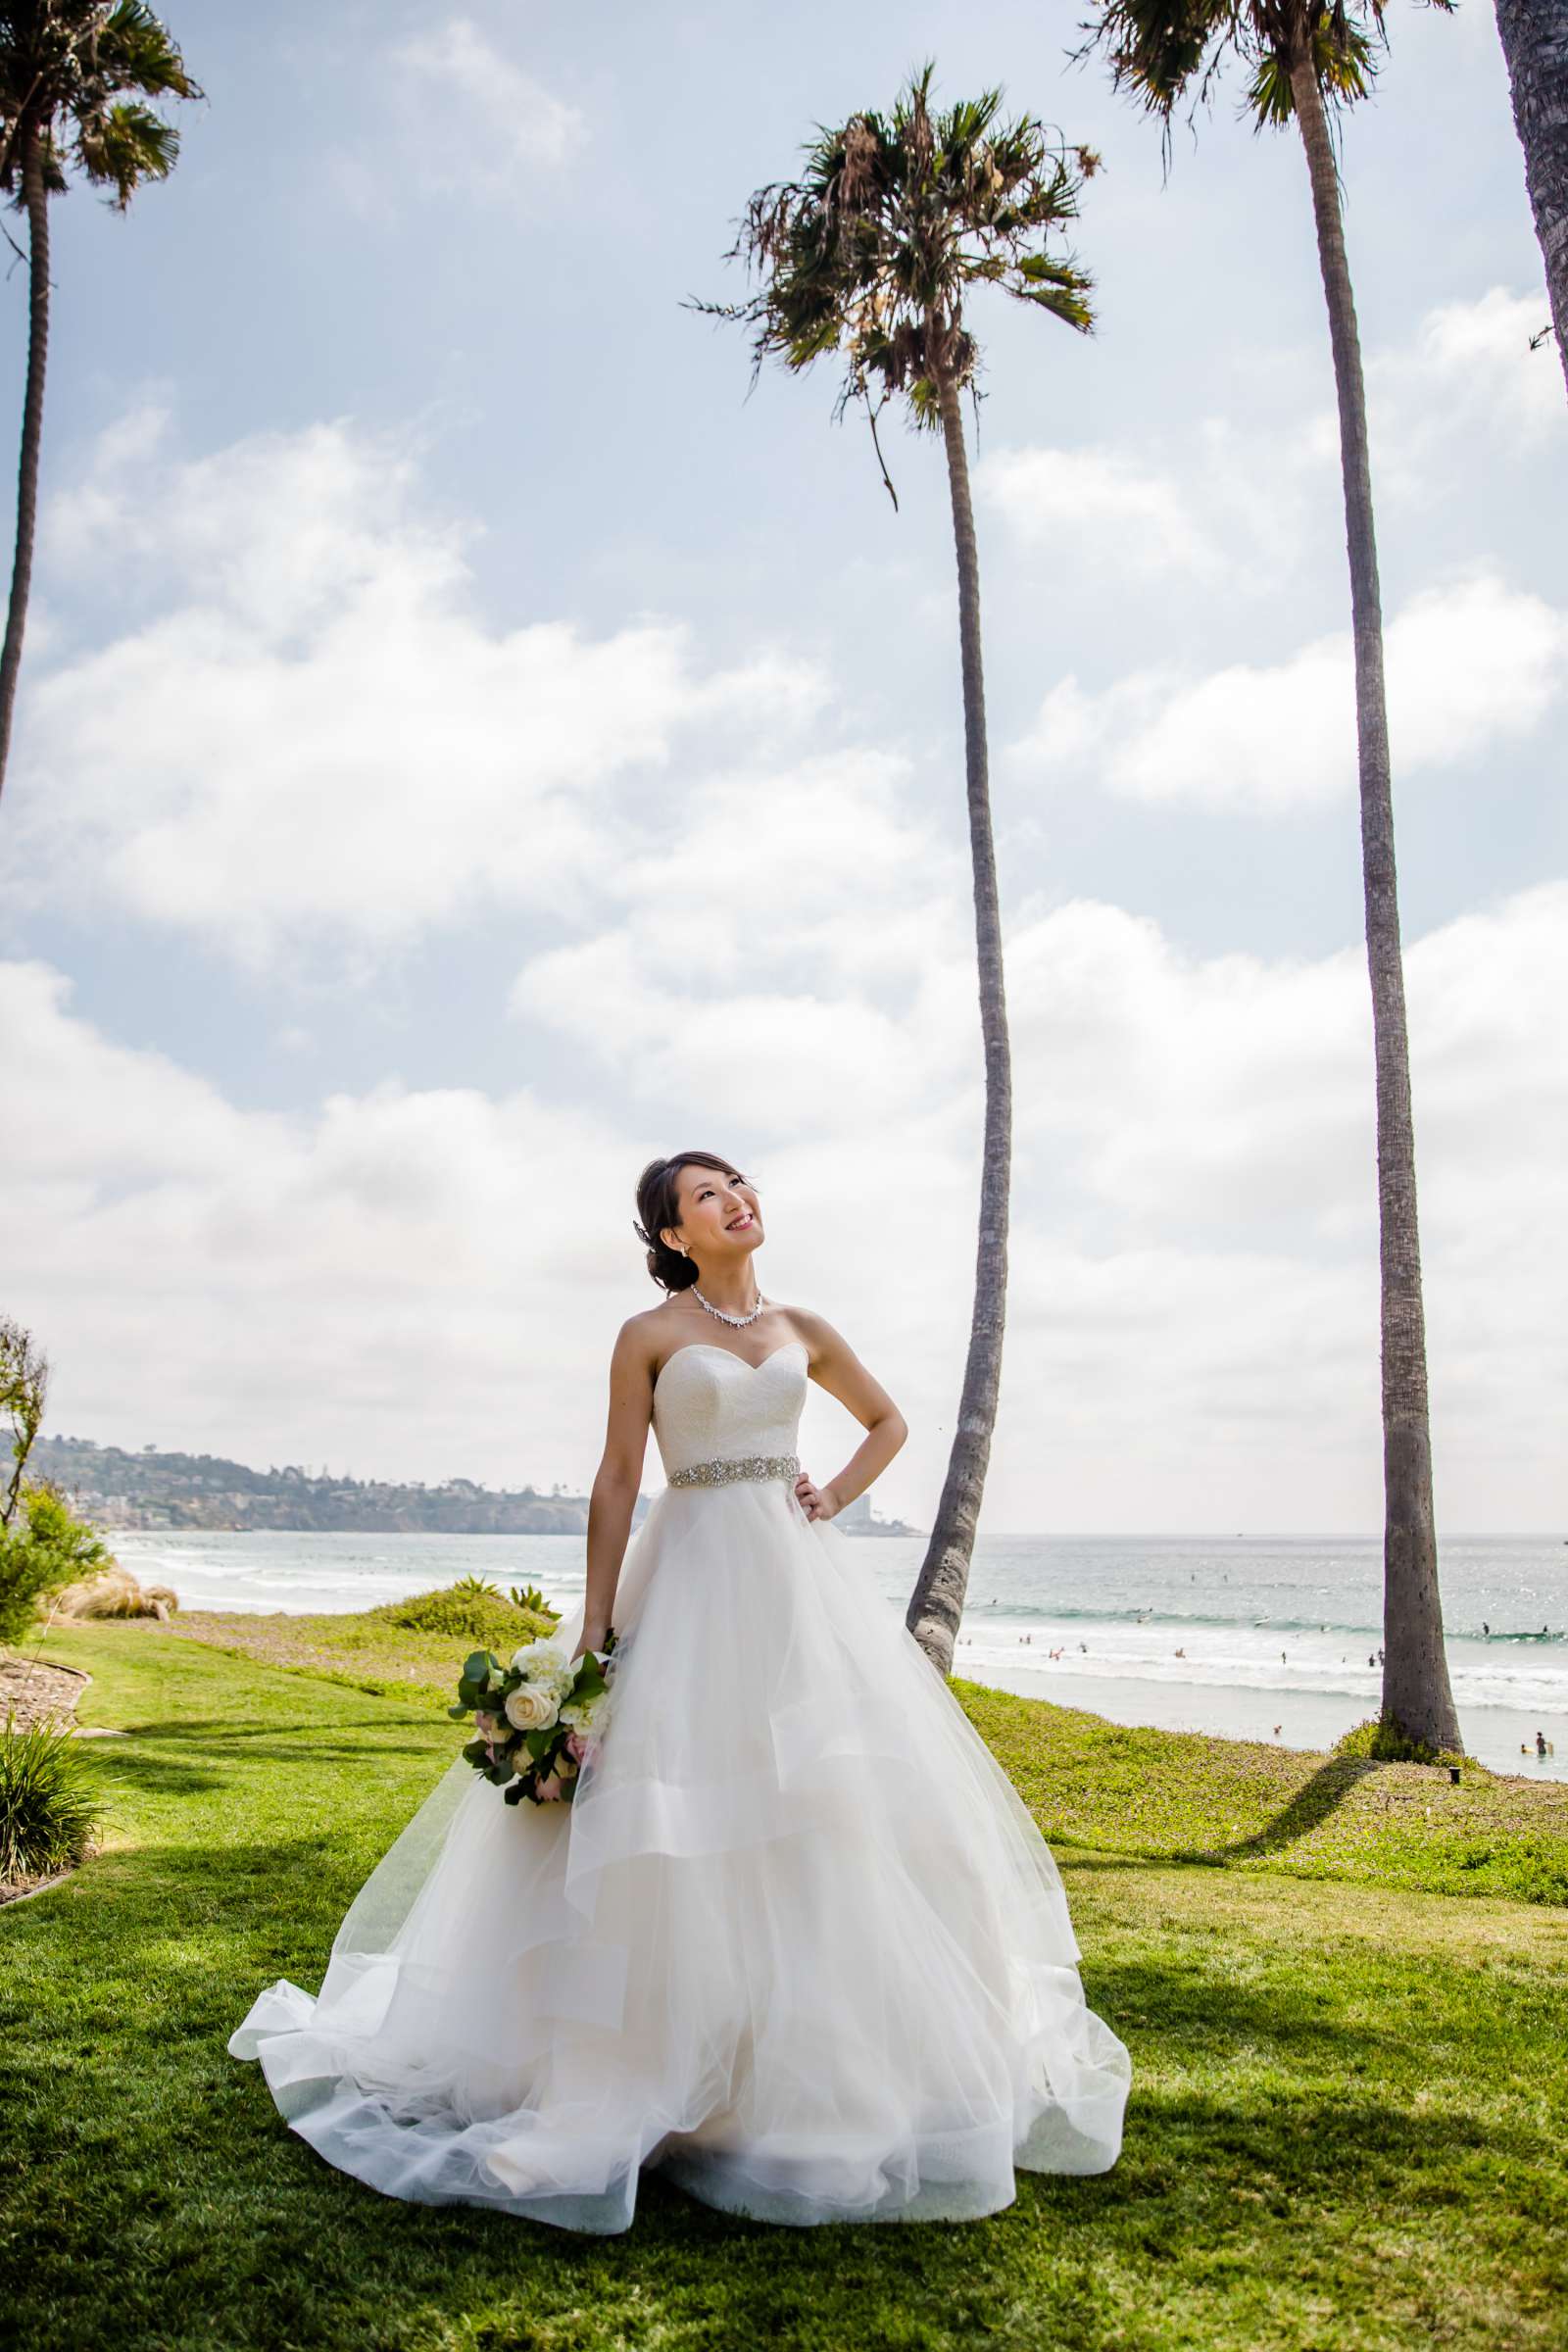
632, 1151, 745, 1293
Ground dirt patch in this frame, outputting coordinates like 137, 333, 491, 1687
0, 1656, 90, 1735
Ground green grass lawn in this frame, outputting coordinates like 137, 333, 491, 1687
2, 1621, 1565, 2352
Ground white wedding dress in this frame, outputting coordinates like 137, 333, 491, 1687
229, 1340, 1131, 2230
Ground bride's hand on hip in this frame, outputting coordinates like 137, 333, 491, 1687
795, 1473, 840, 1522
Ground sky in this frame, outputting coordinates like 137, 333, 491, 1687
3, 0, 1564, 1536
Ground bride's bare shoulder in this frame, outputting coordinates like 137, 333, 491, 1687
774, 1304, 850, 1360
614, 1301, 689, 1367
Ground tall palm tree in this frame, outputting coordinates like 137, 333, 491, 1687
700, 64, 1097, 1675
1078, 0, 1463, 1755
1494, 0, 1568, 404
0, 2, 198, 810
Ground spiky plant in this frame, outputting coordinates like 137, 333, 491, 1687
0, 3, 200, 808
1076, 0, 1462, 1755
701, 63, 1098, 1676
0, 1711, 100, 1884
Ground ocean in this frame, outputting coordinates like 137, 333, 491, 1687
106, 1527, 1568, 1782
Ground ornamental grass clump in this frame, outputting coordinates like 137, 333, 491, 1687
0, 1713, 101, 1886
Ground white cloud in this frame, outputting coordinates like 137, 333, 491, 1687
985, 883, 1568, 1526
1369, 285, 1568, 482
975, 443, 1221, 575
19, 412, 823, 963
6, 877, 1561, 1529
978, 287, 1567, 612
391, 16, 584, 192
10, 875, 1562, 1531
506, 761, 976, 1137
1009, 572, 1568, 810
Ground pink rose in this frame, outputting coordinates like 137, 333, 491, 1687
474, 1711, 501, 1739
565, 1730, 588, 1761
535, 1775, 564, 1802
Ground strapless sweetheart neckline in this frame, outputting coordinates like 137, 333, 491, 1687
653, 1338, 808, 1395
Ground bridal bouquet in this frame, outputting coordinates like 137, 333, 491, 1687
449, 1633, 617, 1806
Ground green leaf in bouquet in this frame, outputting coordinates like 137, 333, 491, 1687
463, 1650, 496, 1685
503, 1782, 526, 1805
446, 1702, 472, 1721
462, 1737, 491, 1767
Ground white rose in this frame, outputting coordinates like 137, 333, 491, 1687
510, 1640, 570, 1688
504, 1684, 560, 1733
561, 1692, 605, 1738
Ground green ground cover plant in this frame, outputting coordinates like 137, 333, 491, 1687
1, 1620, 1563, 2352
958, 1678, 1568, 1905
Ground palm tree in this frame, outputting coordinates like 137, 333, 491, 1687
1077, 0, 1462, 1755
699, 64, 1097, 1675
0, 2, 199, 809
1494, 0, 1568, 404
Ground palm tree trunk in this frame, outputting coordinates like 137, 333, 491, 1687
0, 117, 51, 809
1494, 0, 1568, 404
905, 335, 1012, 1679
1289, 58, 1462, 1756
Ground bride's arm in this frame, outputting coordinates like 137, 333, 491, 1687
790, 1310, 908, 1523
578, 1320, 656, 1656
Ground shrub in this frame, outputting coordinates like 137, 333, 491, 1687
0, 1482, 109, 1646
1334, 1714, 1469, 1771
370, 1583, 559, 1647
0, 1714, 101, 1886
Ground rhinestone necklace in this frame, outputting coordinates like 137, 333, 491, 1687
691, 1284, 766, 1328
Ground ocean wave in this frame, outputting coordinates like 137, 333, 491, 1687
952, 1639, 1568, 1711
954, 1598, 1565, 1642
956, 1600, 1378, 1633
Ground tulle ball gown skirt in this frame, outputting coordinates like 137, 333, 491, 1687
229, 1348, 1131, 2232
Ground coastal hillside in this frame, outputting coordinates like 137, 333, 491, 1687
32, 1436, 919, 1540
33, 1435, 601, 1537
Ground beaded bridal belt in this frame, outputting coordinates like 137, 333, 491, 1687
667, 1452, 801, 1490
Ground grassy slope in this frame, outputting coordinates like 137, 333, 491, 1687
956, 1679, 1568, 1905
157, 1594, 557, 1707
158, 1607, 1568, 1905
0, 1623, 1563, 2352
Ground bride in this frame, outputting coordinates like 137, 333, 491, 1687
229, 1150, 1132, 2231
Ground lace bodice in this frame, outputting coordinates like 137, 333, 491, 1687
652, 1341, 809, 1480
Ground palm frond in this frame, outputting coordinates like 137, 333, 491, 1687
0, 1, 198, 206
695, 60, 1098, 466
74, 95, 177, 202
1073, 0, 1407, 153
95, 0, 201, 100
